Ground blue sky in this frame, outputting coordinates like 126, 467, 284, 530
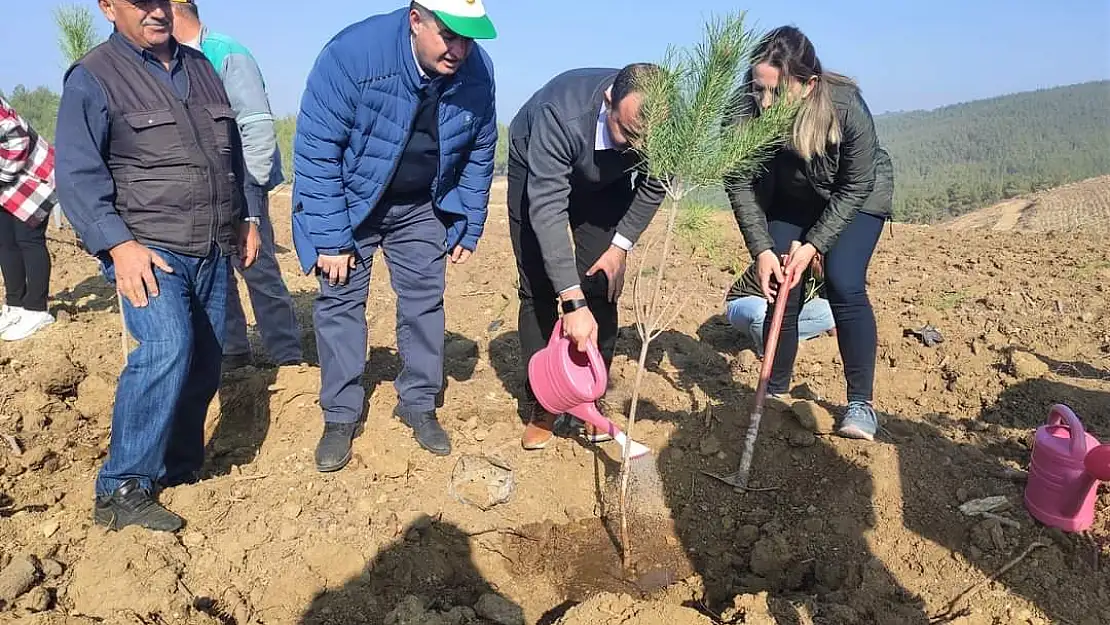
4, 0, 1108, 122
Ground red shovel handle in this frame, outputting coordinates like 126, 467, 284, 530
753, 258, 798, 412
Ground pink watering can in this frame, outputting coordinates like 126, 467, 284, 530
528, 319, 651, 458
1024, 404, 1110, 532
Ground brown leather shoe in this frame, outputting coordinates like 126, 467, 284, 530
522, 406, 558, 450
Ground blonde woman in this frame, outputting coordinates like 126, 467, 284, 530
727, 26, 894, 441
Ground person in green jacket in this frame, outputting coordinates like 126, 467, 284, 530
726, 26, 894, 442
725, 258, 834, 357
172, 0, 304, 369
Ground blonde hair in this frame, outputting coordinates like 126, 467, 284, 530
753, 26, 858, 161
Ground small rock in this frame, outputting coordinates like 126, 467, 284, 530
0, 555, 39, 603
735, 351, 758, 372
699, 435, 721, 457
474, 592, 524, 625
790, 400, 835, 433
378, 454, 410, 479
279, 523, 299, 542
1008, 351, 1049, 379
182, 531, 205, 548
40, 520, 60, 539
40, 559, 63, 579
736, 525, 761, 546
281, 502, 302, 520
17, 585, 51, 612
20, 447, 53, 470
787, 431, 817, 448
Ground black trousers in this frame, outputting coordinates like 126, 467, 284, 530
0, 211, 50, 312
507, 161, 632, 399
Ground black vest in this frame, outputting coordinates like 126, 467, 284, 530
76, 37, 241, 257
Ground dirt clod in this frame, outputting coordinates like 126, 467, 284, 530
791, 400, 836, 433
474, 593, 524, 625
0, 555, 39, 604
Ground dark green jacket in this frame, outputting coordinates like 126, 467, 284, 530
726, 263, 824, 305
725, 81, 894, 258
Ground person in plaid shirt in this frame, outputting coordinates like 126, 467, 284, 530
0, 96, 57, 341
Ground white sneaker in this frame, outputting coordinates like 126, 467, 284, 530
0, 310, 54, 341
0, 305, 25, 333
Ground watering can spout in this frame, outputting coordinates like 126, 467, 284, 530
567, 404, 652, 459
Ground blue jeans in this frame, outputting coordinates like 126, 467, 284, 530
96, 246, 230, 496
726, 295, 835, 356
314, 199, 447, 424
224, 185, 303, 363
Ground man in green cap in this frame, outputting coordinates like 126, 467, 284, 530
294, 2, 497, 471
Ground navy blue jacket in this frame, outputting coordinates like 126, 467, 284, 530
291, 8, 497, 272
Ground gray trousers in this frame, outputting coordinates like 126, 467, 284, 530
314, 199, 447, 424
224, 185, 303, 364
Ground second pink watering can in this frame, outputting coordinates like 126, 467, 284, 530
528, 319, 650, 458
1024, 404, 1110, 532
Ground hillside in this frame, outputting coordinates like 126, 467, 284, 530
875, 81, 1110, 223
4, 79, 1109, 224
1, 188, 1108, 624
943, 175, 1110, 233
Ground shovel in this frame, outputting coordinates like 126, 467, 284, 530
705, 259, 798, 491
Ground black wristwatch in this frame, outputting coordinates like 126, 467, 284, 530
561, 298, 589, 314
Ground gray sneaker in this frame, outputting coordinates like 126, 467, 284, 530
838, 401, 878, 441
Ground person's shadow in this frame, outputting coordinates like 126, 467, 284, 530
298, 516, 524, 625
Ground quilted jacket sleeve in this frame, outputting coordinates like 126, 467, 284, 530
293, 38, 362, 255
456, 55, 497, 251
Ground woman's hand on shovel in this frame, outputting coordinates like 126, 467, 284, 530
756, 250, 785, 302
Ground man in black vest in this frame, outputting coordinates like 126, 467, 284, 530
55, 0, 260, 532
508, 65, 666, 450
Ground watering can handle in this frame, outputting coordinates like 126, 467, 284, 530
550, 318, 609, 394
1047, 404, 1089, 458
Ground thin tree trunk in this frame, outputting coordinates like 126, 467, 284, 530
619, 338, 652, 570
619, 186, 685, 570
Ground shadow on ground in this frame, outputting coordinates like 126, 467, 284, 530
298, 516, 524, 625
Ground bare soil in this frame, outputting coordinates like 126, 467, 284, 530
1, 180, 1108, 624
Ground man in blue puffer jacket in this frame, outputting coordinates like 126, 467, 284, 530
293, 1, 497, 471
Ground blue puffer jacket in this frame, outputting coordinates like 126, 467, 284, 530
291, 7, 497, 273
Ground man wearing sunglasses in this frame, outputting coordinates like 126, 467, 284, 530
294, 2, 497, 471
55, 0, 259, 532
506, 65, 666, 450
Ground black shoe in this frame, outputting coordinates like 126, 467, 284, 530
315, 421, 361, 472
394, 406, 451, 456
93, 479, 184, 532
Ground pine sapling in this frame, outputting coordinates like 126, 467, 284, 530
617, 12, 798, 570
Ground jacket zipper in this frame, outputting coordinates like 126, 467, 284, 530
181, 99, 220, 254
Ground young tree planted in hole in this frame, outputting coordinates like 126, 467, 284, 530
618, 12, 797, 569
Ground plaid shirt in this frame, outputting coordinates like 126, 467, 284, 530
0, 96, 57, 226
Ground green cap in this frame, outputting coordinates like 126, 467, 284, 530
418, 0, 497, 40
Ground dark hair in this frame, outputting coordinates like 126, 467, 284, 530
410, 2, 434, 19
172, 1, 200, 19
611, 63, 661, 107
752, 26, 856, 160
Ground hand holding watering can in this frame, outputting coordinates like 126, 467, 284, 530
527, 318, 650, 459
